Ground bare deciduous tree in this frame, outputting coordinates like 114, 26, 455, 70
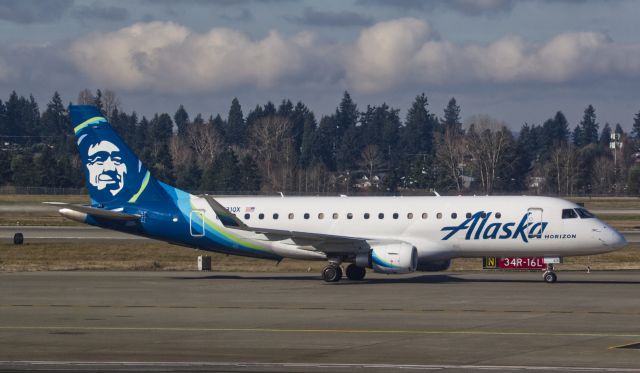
101, 89, 120, 119
465, 114, 512, 194
548, 142, 578, 195
435, 127, 467, 192
359, 144, 383, 183
591, 156, 615, 195
249, 116, 295, 191
187, 122, 223, 168
77, 89, 94, 105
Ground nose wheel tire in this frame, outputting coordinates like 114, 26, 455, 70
543, 271, 557, 283
345, 264, 366, 281
322, 265, 343, 282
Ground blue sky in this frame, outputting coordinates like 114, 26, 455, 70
0, 0, 639, 130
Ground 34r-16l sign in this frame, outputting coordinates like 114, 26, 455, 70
483, 257, 547, 270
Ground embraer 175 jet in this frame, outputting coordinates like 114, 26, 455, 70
55, 105, 627, 283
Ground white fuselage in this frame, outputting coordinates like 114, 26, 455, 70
198, 195, 626, 262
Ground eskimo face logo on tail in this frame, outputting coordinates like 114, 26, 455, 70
440, 211, 548, 243
86, 140, 127, 196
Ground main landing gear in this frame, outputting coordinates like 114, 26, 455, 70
543, 263, 557, 283
321, 262, 367, 282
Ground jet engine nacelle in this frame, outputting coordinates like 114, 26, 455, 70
355, 243, 417, 274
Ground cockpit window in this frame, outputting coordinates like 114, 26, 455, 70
576, 208, 595, 219
562, 209, 577, 219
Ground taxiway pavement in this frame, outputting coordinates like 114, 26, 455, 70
0, 271, 639, 372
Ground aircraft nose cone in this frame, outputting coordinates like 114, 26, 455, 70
608, 228, 627, 248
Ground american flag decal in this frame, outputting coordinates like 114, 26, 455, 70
245, 206, 255, 212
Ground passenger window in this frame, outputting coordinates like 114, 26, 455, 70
563, 209, 578, 219
304, 213, 310, 220
378, 213, 384, 219
466, 212, 472, 218
393, 213, 399, 219
576, 208, 595, 219
407, 213, 414, 219
318, 213, 325, 220
480, 212, 487, 218
451, 213, 457, 219
421, 213, 427, 219
347, 213, 353, 220
288, 213, 294, 219
332, 213, 339, 219
273, 213, 279, 220
364, 213, 370, 219
244, 213, 250, 220
259, 213, 264, 220
437, 213, 442, 219
496, 212, 501, 219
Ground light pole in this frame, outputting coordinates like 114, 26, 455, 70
610, 132, 623, 191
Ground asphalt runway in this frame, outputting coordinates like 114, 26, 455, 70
0, 271, 639, 372
3, 225, 640, 243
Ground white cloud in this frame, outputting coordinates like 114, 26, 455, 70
68, 19, 640, 95
346, 18, 640, 92
69, 21, 325, 93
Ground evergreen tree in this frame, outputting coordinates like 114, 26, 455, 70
335, 91, 358, 135
94, 89, 104, 114
10, 154, 38, 186
209, 114, 225, 136
33, 144, 58, 187
299, 111, 317, 168
0, 148, 12, 185
599, 123, 612, 151
202, 149, 240, 191
442, 97, 462, 133
403, 93, 436, 157
277, 99, 294, 118
176, 161, 201, 191
313, 115, 338, 171
579, 104, 599, 146
238, 155, 261, 191
41, 92, 66, 137
290, 102, 311, 157
540, 111, 569, 154
174, 105, 190, 137
572, 125, 583, 147
226, 98, 245, 145
263, 101, 276, 117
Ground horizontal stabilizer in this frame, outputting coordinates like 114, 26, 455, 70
45, 202, 140, 221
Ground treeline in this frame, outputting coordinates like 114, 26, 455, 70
1, 89, 640, 196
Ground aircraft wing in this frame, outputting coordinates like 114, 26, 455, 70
227, 226, 410, 255
45, 202, 140, 221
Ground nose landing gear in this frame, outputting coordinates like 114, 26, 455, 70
543, 263, 557, 283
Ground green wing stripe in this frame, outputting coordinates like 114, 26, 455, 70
74, 116, 106, 134
128, 171, 150, 203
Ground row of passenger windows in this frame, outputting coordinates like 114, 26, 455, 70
242, 212, 502, 220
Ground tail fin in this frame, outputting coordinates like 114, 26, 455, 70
70, 105, 166, 206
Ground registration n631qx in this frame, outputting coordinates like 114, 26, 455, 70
55, 105, 627, 283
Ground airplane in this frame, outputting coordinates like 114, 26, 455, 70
55, 105, 627, 283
